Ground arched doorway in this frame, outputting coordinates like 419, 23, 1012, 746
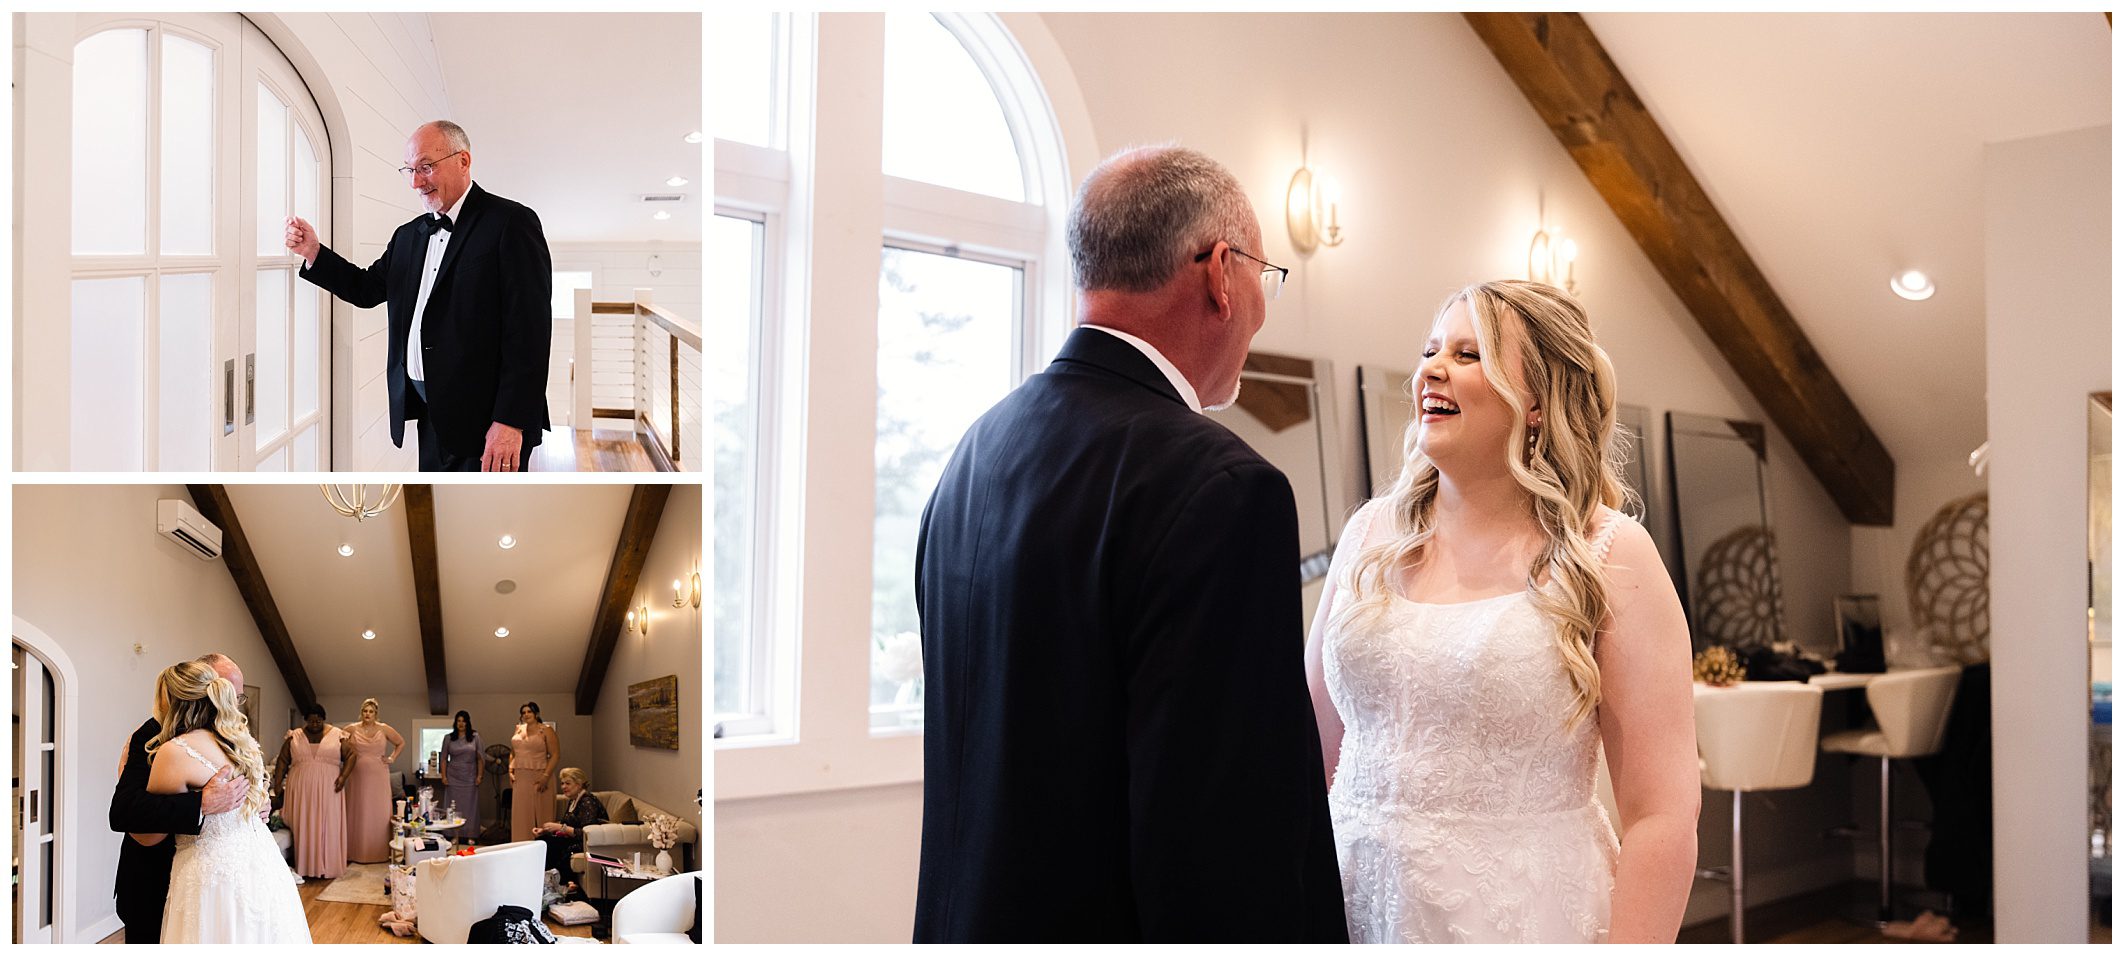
12, 619, 80, 943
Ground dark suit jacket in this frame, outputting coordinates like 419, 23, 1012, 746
298, 182, 552, 458
109, 719, 204, 913
912, 327, 1347, 942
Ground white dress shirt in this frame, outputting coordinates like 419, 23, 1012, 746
1079, 325, 1202, 414
407, 184, 472, 384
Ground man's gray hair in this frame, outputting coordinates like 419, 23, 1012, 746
1067, 145, 1256, 293
426, 120, 471, 152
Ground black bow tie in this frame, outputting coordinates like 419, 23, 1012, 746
429, 213, 453, 235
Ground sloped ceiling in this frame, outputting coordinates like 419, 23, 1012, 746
224, 484, 636, 699
1581, 13, 2108, 474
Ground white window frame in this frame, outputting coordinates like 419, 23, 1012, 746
713, 12, 1081, 801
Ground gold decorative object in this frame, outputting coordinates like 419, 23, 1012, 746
1907, 493, 1990, 665
320, 484, 402, 522
1693, 646, 1746, 686
1695, 524, 1788, 650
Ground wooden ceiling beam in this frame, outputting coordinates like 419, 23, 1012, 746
403, 485, 450, 715
186, 485, 319, 711
1464, 12, 1896, 526
574, 484, 674, 715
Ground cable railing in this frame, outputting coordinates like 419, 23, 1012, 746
571, 289, 702, 471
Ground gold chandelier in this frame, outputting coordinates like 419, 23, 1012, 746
320, 484, 403, 522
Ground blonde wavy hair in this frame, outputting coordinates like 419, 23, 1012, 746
146, 659, 269, 816
1333, 280, 1636, 728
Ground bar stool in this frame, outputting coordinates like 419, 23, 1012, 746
1819, 666, 1961, 925
1693, 681, 1825, 944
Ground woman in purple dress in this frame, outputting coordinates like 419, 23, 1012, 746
441, 710, 485, 844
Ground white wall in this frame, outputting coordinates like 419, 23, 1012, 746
257, 13, 452, 472
12, 484, 291, 943
1983, 123, 2109, 943
716, 12, 1866, 942
589, 485, 703, 834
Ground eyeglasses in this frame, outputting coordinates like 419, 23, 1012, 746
1194, 244, 1289, 301
398, 151, 464, 180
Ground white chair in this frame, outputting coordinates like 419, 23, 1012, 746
1819, 665, 1961, 924
1693, 681, 1825, 944
611, 871, 701, 944
415, 839, 546, 944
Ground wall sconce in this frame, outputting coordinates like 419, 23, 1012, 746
672, 568, 701, 609
1527, 227, 1579, 294
626, 596, 650, 635
1286, 166, 1344, 255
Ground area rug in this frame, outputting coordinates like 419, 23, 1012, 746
316, 862, 393, 906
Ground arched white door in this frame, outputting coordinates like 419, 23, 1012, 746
13, 643, 59, 943
64, 13, 330, 471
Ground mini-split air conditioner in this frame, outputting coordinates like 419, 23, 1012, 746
157, 499, 223, 560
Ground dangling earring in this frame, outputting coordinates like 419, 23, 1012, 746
1525, 429, 1539, 461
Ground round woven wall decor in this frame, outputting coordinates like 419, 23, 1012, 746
1695, 524, 1788, 650
1907, 493, 1990, 664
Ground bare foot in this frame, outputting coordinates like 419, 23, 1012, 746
1883, 910, 1959, 942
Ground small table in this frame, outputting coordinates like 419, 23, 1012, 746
586, 866, 662, 940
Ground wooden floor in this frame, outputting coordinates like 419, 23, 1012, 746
1675, 879, 2115, 944
526, 424, 659, 473
98, 877, 599, 944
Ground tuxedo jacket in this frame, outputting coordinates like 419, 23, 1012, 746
109, 718, 204, 912
912, 327, 1348, 942
299, 183, 553, 458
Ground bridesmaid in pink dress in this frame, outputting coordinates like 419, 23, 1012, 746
509, 702, 559, 844
270, 703, 347, 878
341, 698, 403, 864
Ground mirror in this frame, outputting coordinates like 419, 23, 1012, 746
2089, 391, 2111, 935
1357, 365, 1416, 498
1207, 352, 1345, 591
1666, 411, 1785, 652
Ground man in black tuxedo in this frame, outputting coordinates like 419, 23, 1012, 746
286, 120, 551, 472
912, 147, 1346, 942
109, 653, 248, 942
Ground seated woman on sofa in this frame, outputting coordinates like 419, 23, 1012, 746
535, 767, 607, 885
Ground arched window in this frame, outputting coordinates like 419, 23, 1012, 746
58, 14, 329, 471
712, 13, 1076, 779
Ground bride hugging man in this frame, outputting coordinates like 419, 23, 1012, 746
109, 653, 310, 943
913, 146, 1701, 943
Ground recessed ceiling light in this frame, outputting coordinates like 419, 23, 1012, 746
684, 131, 703, 144
666, 176, 688, 187
495, 627, 510, 638
653, 211, 671, 221
1890, 269, 1936, 301
337, 544, 354, 557
499, 534, 516, 550
361, 629, 376, 641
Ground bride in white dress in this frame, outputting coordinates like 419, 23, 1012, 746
138, 660, 312, 943
1305, 280, 1699, 943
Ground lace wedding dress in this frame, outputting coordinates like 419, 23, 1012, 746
1320, 500, 1626, 943
160, 737, 313, 943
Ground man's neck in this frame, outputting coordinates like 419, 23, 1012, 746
1079, 296, 1219, 402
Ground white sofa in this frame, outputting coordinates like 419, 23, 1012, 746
415, 839, 545, 944
611, 872, 700, 944
555, 791, 700, 897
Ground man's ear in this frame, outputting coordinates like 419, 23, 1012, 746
1204, 244, 1233, 322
